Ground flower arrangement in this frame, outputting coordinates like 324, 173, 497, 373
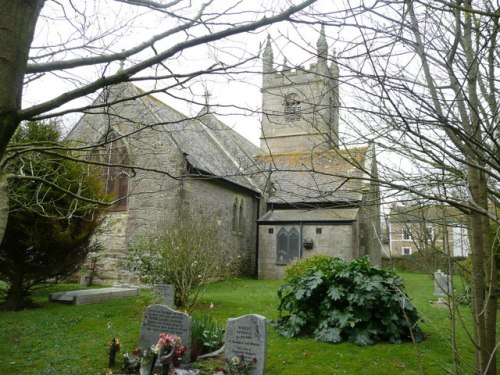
121, 348, 142, 374
156, 333, 180, 359
223, 355, 257, 375
139, 333, 187, 375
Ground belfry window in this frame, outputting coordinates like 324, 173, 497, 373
91, 134, 129, 211
284, 93, 301, 122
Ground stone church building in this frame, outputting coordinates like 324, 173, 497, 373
69, 29, 380, 282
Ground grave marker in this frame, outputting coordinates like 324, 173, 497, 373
434, 269, 451, 297
152, 284, 175, 308
140, 305, 191, 363
225, 314, 267, 375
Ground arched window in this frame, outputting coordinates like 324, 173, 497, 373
284, 93, 301, 122
232, 197, 245, 235
91, 134, 129, 211
288, 228, 300, 260
276, 227, 301, 264
277, 228, 289, 263
238, 199, 245, 235
232, 198, 239, 232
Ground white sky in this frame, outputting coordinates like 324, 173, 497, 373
23, 0, 345, 147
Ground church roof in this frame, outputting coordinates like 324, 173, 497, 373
72, 82, 264, 193
185, 107, 263, 191
258, 208, 359, 223
255, 148, 369, 205
151, 103, 262, 192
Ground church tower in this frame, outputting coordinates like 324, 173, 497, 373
260, 27, 340, 154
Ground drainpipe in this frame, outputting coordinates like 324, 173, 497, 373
300, 221, 303, 259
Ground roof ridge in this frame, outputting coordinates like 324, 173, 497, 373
255, 146, 368, 158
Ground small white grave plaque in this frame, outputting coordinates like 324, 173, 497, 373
434, 270, 451, 297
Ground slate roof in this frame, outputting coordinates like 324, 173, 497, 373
255, 148, 369, 205
86, 83, 264, 193
258, 208, 359, 223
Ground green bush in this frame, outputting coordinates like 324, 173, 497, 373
0, 121, 108, 310
191, 314, 225, 361
283, 254, 332, 284
127, 211, 241, 312
273, 256, 425, 346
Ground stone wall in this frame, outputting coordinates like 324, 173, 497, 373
181, 178, 259, 275
261, 65, 337, 153
258, 222, 356, 279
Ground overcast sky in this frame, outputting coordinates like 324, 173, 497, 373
23, 0, 345, 146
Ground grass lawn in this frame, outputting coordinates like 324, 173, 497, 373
0, 272, 492, 374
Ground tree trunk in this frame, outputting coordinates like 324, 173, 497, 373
3, 273, 28, 311
468, 165, 496, 375
0, 172, 7, 249
0, 0, 45, 245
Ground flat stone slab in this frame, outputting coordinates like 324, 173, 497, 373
49, 287, 140, 305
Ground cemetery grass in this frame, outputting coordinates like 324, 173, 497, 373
0, 272, 486, 375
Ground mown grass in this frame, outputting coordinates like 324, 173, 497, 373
0, 272, 493, 374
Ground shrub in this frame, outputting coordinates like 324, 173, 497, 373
191, 314, 225, 361
273, 256, 425, 346
283, 254, 332, 284
127, 211, 241, 312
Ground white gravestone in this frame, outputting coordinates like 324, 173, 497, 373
434, 270, 451, 297
225, 314, 267, 375
140, 305, 191, 363
153, 284, 175, 308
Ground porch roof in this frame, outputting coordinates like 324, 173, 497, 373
257, 208, 359, 223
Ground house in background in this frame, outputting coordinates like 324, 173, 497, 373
388, 204, 470, 258
68, 28, 381, 282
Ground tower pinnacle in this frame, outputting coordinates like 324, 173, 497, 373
263, 34, 274, 73
316, 25, 328, 62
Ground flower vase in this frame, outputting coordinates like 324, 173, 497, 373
108, 349, 117, 367
159, 346, 175, 375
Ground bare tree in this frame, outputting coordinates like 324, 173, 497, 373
296, 1, 498, 373
0, 0, 317, 244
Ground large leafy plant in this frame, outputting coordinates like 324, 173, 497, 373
273, 256, 425, 346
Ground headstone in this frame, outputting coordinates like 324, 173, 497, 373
152, 284, 175, 308
225, 314, 267, 375
434, 270, 451, 297
140, 305, 191, 363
